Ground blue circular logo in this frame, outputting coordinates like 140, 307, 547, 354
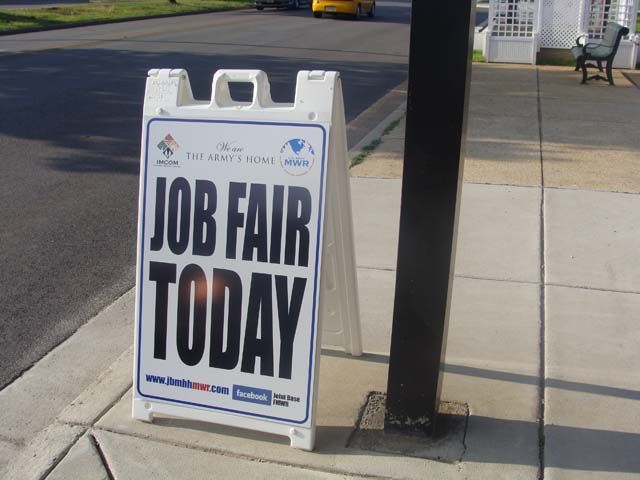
279, 139, 315, 176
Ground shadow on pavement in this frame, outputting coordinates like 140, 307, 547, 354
323, 349, 640, 402
141, 388, 640, 474
0, 47, 407, 175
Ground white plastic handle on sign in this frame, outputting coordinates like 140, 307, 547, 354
211, 69, 274, 109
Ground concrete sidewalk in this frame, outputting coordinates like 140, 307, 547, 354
2, 64, 640, 479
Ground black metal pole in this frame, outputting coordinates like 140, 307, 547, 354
384, 0, 475, 436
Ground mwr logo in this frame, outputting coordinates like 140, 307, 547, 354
157, 134, 180, 159
279, 138, 315, 176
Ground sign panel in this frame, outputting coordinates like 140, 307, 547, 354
135, 117, 328, 427
133, 68, 361, 450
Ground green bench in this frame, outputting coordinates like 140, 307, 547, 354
571, 22, 630, 86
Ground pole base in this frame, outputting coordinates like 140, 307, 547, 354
349, 392, 468, 462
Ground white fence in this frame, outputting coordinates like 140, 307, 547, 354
484, 0, 540, 64
479, 0, 639, 67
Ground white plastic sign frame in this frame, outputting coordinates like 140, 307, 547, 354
132, 69, 361, 451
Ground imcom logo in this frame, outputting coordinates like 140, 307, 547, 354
279, 138, 315, 176
157, 134, 180, 159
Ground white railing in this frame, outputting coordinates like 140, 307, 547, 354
485, 0, 540, 64
539, 0, 586, 48
489, 0, 537, 37
585, 0, 638, 39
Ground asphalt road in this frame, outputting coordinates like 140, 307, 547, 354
0, 2, 411, 388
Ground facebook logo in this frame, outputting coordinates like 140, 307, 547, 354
232, 385, 272, 406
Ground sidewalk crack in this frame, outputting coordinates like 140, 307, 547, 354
454, 273, 540, 286
37, 425, 87, 480
91, 433, 116, 480
92, 382, 133, 428
535, 66, 547, 480
544, 282, 640, 296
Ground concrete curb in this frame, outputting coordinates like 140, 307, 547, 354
348, 102, 406, 160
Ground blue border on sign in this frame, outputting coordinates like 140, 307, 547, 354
135, 118, 327, 425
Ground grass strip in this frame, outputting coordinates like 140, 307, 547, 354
382, 116, 402, 137
350, 115, 403, 168
472, 49, 485, 63
350, 138, 381, 168
0, 0, 252, 34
